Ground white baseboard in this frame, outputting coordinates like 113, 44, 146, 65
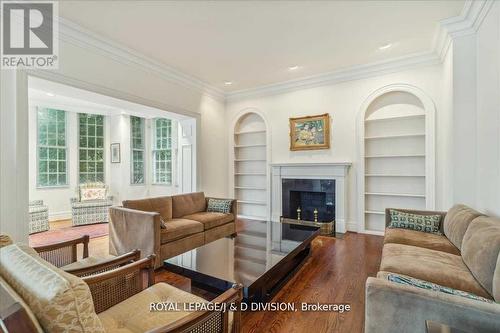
237, 214, 267, 221
360, 229, 385, 236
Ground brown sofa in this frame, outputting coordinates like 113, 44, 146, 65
109, 192, 237, 268
365, 204, 500, 333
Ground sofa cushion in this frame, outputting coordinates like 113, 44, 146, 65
160, 218, 203, 244
388, 209, 442, 235
61, 254, 116, 271
0, 244, 105, 332
444, 204, 483, 250
183, 212, 234, 230
461, 216, 500, 299
123, 196, 173, 221
384, 228, 460, 255
98, 282, 208, 333
172, 192, 206, 218
380, 243, 491, 299
386, 273, 494, 303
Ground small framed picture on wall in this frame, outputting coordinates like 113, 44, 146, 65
110, 143, 121, 163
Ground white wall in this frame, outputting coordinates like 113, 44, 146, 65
475, 1, 500, 216
441, 2, 500, 217
226, 64, 445, 230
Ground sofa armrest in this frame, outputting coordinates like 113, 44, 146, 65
109, 207, 161, 262
385, 208, 447, 229
365, 277, 500, 333
206, 197, 238, 217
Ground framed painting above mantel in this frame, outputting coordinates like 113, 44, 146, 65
289, 113, 330, 151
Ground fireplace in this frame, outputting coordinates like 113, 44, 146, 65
271, 163, 351, 234
282, 178, 335, 222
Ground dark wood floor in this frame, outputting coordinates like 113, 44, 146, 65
155, 232, 384, 333
43, 220, 384, 332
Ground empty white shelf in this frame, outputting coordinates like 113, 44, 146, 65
234, 129, 266, 135
235, 186, 266, 190
365, 114, 425, 123
234, 144, 266, 148
365, 192, 425, 198
365, 154, 425, 158
235, 173, 266, 176
365, 174, 425, 177
365, 134, 425, 140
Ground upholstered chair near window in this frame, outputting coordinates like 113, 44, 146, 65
70, 183, 113, 226
28, 200, 49, 234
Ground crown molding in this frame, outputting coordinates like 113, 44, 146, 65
228, 0, 494, 102
57, 17, 225, 101
433, 0, 494, 61
55, 1, 493, 104
225, 51, 440, 102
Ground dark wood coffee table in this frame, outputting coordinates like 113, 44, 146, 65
164, 220, 319, 303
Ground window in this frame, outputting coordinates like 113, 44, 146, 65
152, 118, 172, 184
79, 113, 105, 183
37, 108, 67, 187
130, 116, 145, 184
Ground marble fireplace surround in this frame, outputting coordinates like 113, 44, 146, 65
271, 162, 352, 233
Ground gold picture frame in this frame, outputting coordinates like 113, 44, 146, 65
289, 113, 330, 151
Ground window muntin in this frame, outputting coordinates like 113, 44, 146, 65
130, 116, 145, 184
37, 108, 68, 187
152, 118, 172, 185
79, 113, 105, 183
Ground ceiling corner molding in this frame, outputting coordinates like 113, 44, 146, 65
57, 17, 225, 101
434, 0, 494, 61
225, 51, 439, 102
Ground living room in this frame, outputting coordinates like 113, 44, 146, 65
1, 1, 499, 333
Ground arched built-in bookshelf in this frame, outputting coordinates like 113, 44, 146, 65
231, 112, 269, 221
357, 84, 435, 235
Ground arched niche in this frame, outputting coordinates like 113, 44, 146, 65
230, 111, 269, 220
357, 84, 435, 234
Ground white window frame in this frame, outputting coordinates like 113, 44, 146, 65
36, 107, 68, 188
78, 113, 105, 184
152, 118, 172, 185
130, 115, 145, 185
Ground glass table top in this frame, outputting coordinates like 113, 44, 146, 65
164, 220, 319, 287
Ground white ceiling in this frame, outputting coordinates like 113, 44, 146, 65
59, 1, 464, 92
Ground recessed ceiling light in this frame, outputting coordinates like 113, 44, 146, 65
288, 65, 300, 71
224, 81, 233, 86
46, 92, 55, 97
378, 43, 392, 50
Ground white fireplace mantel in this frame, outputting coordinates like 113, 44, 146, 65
271, 162, 352, 233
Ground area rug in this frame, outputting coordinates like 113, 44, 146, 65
29, 223, 109, 247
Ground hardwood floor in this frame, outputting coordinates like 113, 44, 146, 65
81, 226, 383, 333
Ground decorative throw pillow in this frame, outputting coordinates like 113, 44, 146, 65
388, 209, 442, 235
80, 188, 107, 202
387, 273, 494, 303
159, 216, 167, 229
207, 198, 232, 214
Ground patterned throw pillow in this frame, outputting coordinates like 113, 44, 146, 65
207, 198, 232, 214
80, 188, 107, 201
388, 209, 442, 235
387, 273, 494, 303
